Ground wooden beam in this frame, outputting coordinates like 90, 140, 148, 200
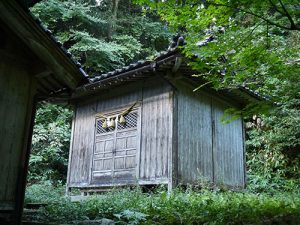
15, 89, 37, 224
168, 89, 178, 192
34, 70, 52, 79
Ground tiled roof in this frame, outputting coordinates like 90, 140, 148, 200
89, 35, 185, 83
15, 0, 263, 103
30, 15, 88, 79
17, 0, 88, 79
75, 34, 263, 103
87, 35, 222, 86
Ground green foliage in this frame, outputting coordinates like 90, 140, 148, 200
136, 0, 300, 187
25, 184, 300, 224
25, 183, 66, 204
247, 174, 300, 194
27, 0, 300, 207
246, 110, 300, 191
28, 103, 72, 184
28, 0, 170, 185
114, 210, 148, 225
247, 118, 300, 178
31, 0, 171, 73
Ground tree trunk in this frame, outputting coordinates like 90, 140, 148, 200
108, 0, 120, 40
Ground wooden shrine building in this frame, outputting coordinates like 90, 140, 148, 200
0, 1, 87, 224
67, 37, 257, 193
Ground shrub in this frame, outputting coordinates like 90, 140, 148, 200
25, 184, 300, 224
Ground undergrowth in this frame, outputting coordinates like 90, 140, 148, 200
25, 183, 300, 225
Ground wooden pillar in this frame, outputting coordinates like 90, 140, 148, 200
168, 90, 178, 192
0, 34, 37, 224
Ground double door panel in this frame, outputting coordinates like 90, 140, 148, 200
91, 111, 138, 184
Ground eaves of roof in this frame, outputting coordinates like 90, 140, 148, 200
1, 0, 89, 99
29, 15, 89, 79
73, 35, 263, 105
21, 0, 88, 80
74, 48, 182, 97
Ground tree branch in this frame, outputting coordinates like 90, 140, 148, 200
268, 0, 284, 15
212, 2, 300, 31
278, 0, 298, 30
234, 22, 263, 49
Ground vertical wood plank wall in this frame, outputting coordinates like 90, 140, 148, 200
176, 87, 214, 184
93, 84, 143, 185
176, 84, 245, 187
67, 102, 96, 186
212, 98, 245, 186
68, 78, 173, 187
0, 61, 34, 211
68, 77, 245, 188
139, 79, 173, 183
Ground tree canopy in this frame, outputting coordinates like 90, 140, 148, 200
135, 0, 300, 181
31, 0, 171, 73
135, 0, 299, 103
29, 0, 171, 183
28, 0, 300, 186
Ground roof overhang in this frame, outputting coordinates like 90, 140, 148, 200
0, 0, 88, 100
73, 47, 261, 106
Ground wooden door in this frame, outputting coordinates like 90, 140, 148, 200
91, 110, 139, 185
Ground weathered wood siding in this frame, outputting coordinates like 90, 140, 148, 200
68, 82, 143, 187
176, 84, 245, 187
68, 78, 173, 187
212, 98, 245, 186
0, 60, 35, 211
176, 87, 214, 184
67, 102, 96, 186
69, 76, 245, 189
139, 79, 173, 183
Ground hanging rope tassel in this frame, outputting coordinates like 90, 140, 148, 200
102, 119, 108, 129
119, 115, 126, 124
95, 101, 139, 130
109, 118, 115, 128
120, 102, 137, 117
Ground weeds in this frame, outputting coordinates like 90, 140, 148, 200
25, 184, 300, 224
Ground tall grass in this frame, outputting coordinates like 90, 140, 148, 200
25, 184, 300, 224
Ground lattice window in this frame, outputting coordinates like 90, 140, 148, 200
96, 110, 138, 134
96, 119, 115, 134
117, 111, 138, 130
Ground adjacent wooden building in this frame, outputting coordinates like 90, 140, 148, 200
0, 1, 87, 224
67, 38, 257, 193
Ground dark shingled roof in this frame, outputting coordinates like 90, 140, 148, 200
75, 35, 187, 94
89, 35, 185, 83
30, 16, 88, 78
74, 34, 263, 104
17, 0, 88, 79
16, 0, 263, 103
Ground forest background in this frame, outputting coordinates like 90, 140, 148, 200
28, 0, 300, 191
24, 0, 300, 223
